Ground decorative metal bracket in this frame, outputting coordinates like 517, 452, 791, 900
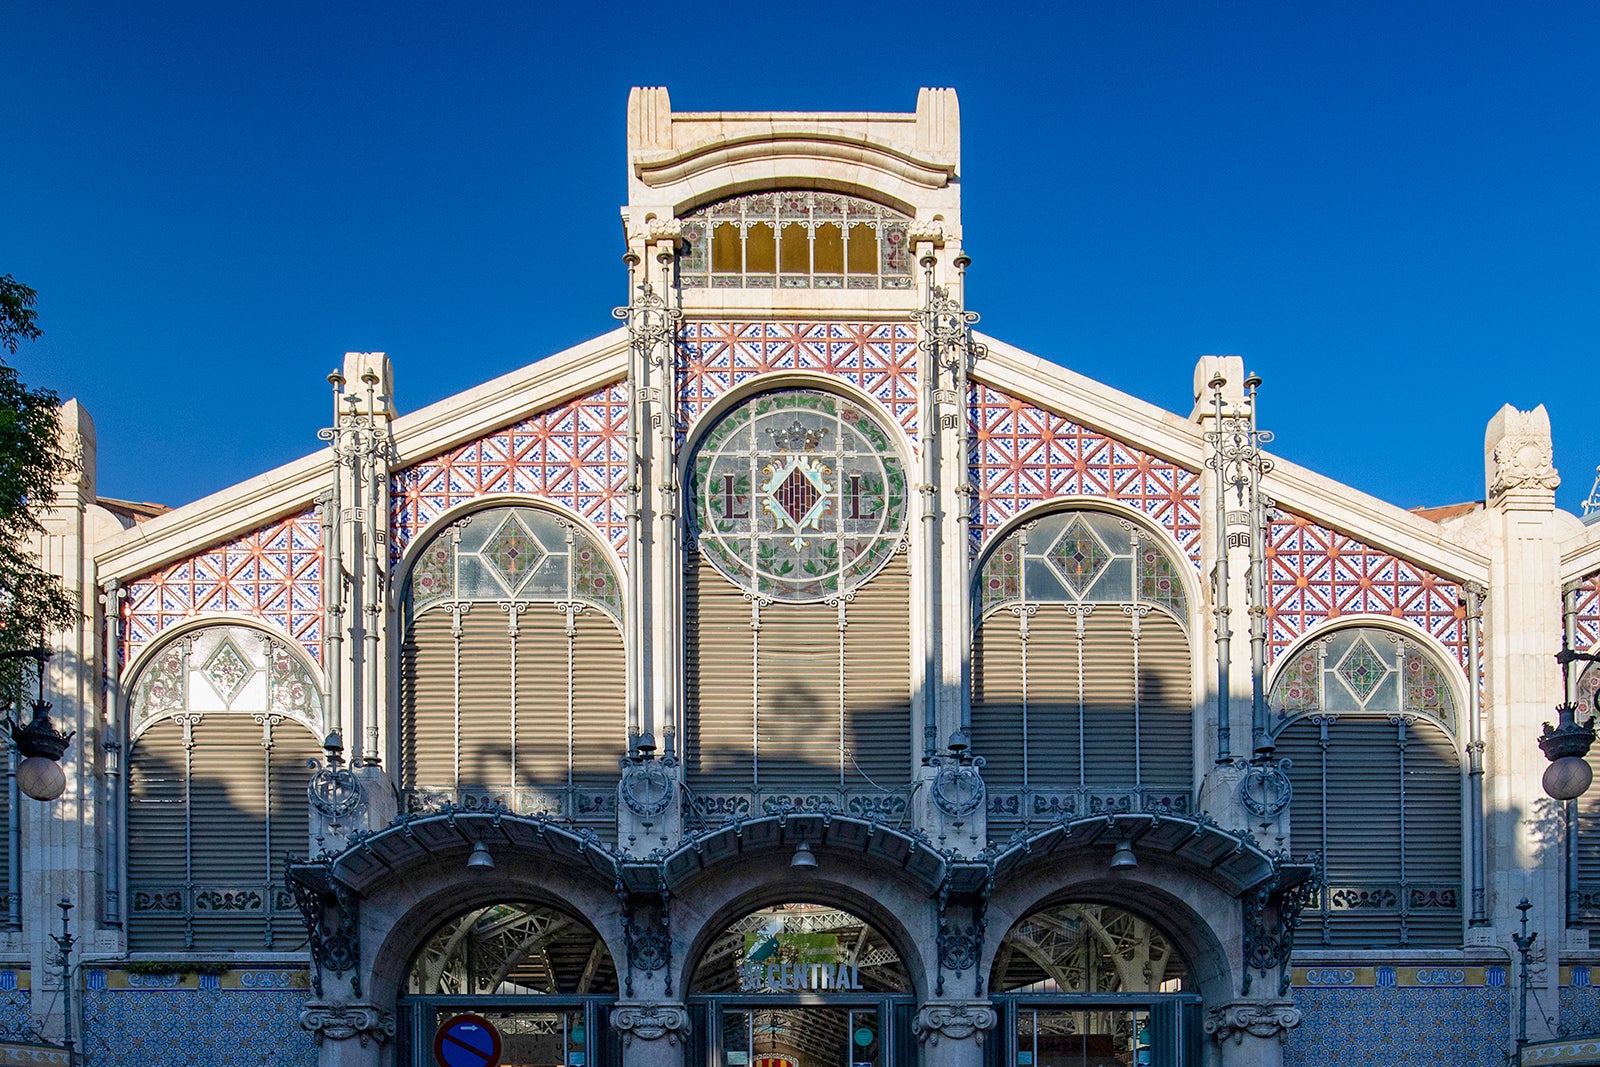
285, 857, 361, 998
615, 866, 673, 999
935, 861, 993, 998
1241, 852, 1322, 996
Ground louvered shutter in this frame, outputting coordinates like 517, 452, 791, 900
1024, 609, 1085, 790
1401, 719, 1463, 946
1280, 716, 1460, 948
570, 611, 625, 824
1080, 611, 1137, 785
401, 610, 458, 795
755, 597, 840, 791
514, 607, 576, 792
129, 719, 188, 951
685, 551, 757, 793
456, 608, 514, 796
189, 716, 269, 950
842, 554, 911, 789
970, 614, 1026, 788
1137, 613, 1193, 800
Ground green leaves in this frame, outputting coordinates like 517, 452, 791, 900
0, 275, 77, 700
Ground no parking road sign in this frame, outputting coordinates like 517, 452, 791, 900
434, 1013, 503, 1067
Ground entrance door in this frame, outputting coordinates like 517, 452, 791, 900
396, 901, 620, 1067
991, 996, 1201, 1067
990, 903, 1202, 1067
689, 903, 914, 1067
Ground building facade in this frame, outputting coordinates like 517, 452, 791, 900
16, 88, 1600, 1066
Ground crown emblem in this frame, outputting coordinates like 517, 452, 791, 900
765, 419, 829, 453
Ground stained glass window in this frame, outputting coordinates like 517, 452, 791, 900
402, 505, 622, 623
678, 191, 912, 290
689, 390, 909, 601
975, 510, 1189, 625
1268, 626, 1457, 733
129, 624, 323, 730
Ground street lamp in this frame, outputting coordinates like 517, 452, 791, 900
0, 648, 74, 802
1540, 645, 1600, 801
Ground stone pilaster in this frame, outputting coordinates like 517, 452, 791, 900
1206, 999, 1301, 1066
300, 1002, 395, 1067
612, 1002, 690, 1067
1481, 403, 1567, 1045
913, 1000, 996, 1067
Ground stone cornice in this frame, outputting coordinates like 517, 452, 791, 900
95, 329, 628, 583
635, 131, 955, 192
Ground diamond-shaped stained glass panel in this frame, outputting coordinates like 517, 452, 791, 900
1335, 638, 1388, 705
481, 516, 547, 595
1045, 519, 1113, 597
201, 636, 252, 705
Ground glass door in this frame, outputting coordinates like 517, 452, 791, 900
994, 996, 1199, 1067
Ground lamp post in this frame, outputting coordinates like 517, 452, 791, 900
1512, 898, 1537, 1060
0, 648, 74, 802
1540, 645, 1600, 801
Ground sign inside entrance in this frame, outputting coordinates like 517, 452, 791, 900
737, 928, 862, 992
435, 1013, 502, 1067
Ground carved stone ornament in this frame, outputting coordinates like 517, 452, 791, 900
912, 1002, 998, 1046
931, 760, 986, 818
1203, 1001, 1302, 1044
620, 759, 675, 818
610, 1003, 692, 1047
1488, 405, 1560, 500
299, 1004, 396, 1046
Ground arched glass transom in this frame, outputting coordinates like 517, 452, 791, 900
992, 902, 1189, 994
406, 901, 617, 996
678, 192, 912, 290
977, 510, 1188, 625
403, 505, 621, 623
691, 903, 908, 994
1268, 626, 1455, 733
689, 391, 909, 601
130, 623, 322, 733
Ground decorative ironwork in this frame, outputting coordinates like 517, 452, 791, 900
285, 857, 361, 999
307, 732, 366, 832
1238, 760, 1293, 819
1241, 852, 1322, 997
621, 756, 676, 818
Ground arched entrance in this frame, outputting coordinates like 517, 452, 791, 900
989, 903, 1201, 1067
395, 900, 619, 1067
687, 903, 915, 1067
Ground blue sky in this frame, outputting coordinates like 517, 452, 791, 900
7, 2, 1599, 515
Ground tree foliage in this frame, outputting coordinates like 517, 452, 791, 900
0, 274, 76, 701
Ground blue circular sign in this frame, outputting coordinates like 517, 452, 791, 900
434, 1013, 502, 1067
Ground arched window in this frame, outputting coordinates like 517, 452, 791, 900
1270, 626, 1462, 947
971, 511, 1194, 836
678, 193, 912, 290
684, 390, 912, 821
126, 624, 323, 951
399, 506, 624, 834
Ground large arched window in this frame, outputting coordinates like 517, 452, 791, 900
126, 624, 323, 951
399, 505, 624, 834
1270, 626, 1463, 947
678, 192, 912, 290
971, 510, 1194, 837
684, 389, 912, 821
